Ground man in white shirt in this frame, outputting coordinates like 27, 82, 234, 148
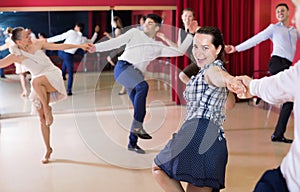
47, 23, 98, 96
226, 3, 299, 144
231, 1, 300, 190
90, 14, 192, 154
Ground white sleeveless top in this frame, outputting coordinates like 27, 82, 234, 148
12, 46, 67, 110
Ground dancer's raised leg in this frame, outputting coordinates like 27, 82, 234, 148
31, 76, 56, 126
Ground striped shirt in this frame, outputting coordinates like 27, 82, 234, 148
184, 60, 228, 126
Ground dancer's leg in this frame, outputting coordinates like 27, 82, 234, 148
152, 163, 185, 192
37, 106, 52, 164
19, 73, 28, 97
186, 184, 212, 192
31, 76, 56, 126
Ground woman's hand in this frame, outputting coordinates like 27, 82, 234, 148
226, 76, 246, 98
86, 44, 96, 53
80, 43, 94, 51
103, 32, 112, 39
235, 76, 253, 99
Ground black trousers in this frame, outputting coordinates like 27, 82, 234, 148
268, 56, 293, 137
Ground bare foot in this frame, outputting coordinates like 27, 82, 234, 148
42, 148, 53, 164
45, 106, 53, 126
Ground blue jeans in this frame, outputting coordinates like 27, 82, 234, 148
114, 60, 149, 146
58, 51, 74, 93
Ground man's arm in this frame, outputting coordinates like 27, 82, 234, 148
87, 25, 100, 43
159, 33, 193, 57
156, 32, 178, 48
235, 24, 273, 52
94, 28, 135, 52
236, 63, 298, 104
41, 40, 92, 51
226, 24, 273, 54
47, 30, 72, 43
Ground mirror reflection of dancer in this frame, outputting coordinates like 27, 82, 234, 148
47, 23, 99, 96
0, 27, 92, 164
90, 14, 193, 154
104, 16, 127, 95
178, 8, 200, 84
0, 27, 29, 96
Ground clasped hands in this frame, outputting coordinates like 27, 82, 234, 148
227, 76, 253, 99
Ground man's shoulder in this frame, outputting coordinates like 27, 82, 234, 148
126, 27, 140, 34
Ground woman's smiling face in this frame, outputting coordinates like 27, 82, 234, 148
192, 33, 221, 68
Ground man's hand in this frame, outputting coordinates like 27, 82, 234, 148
224, 45, 236, 54
235, 76, 253, 99
156, 32, 166, 41
94, 25, 100, 33
188, 20, 200, 34
86, 44, 96, 53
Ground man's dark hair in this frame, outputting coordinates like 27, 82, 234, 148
146, 14, 162, 26
75, 22, 85, 32
182, 8, 195, 16
276, 3, 289, 10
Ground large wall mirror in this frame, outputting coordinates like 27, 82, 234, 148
0, 8, 178, 117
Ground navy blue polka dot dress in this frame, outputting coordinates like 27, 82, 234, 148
154, 60, 228, 190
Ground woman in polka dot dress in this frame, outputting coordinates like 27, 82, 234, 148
152, 26, 244, 192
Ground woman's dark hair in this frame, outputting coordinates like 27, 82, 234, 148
196, 26, 225, 62
11, 27, 24, 43
113, 16, 123, 29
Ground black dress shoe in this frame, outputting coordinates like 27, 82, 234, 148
255, 98, 261, 105
67, 91, 73, 96
132, 128, 152, 139
271, 135, 293, 143
128, 144, 145, 154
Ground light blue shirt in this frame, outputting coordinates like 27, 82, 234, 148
236, 22, 299, 62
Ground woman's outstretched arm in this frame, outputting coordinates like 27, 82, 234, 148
40, 40, 93, 51
0, 54, 24, 68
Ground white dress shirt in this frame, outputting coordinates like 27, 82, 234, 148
250, 62, 300, 191
47, 30, 98, 54
94, 28, 193, 72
